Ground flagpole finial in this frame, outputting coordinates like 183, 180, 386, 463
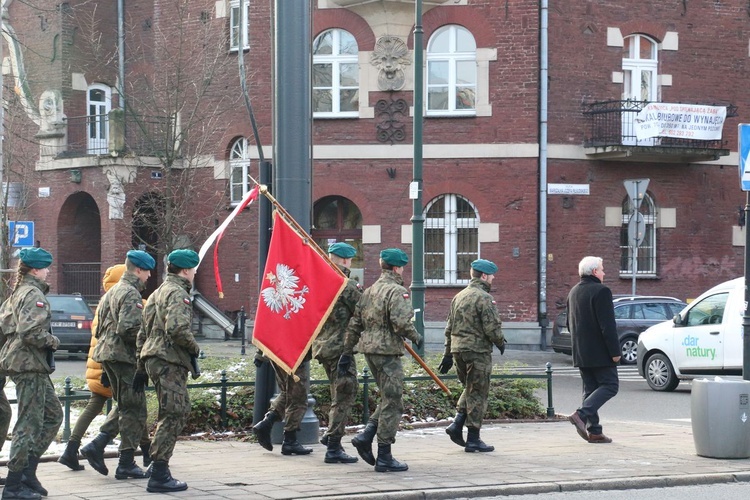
259, 184, 268, 194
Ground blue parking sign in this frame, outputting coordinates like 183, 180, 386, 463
739, 124, 750, 191
8, 221, 34, 247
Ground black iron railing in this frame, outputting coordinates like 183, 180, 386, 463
61, 262, 101, 303
583, 100, 736, 150
65, 113, 173, 157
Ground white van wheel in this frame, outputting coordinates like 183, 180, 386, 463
645, 353, 679, 392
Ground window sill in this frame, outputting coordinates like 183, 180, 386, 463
619, 273, 658, 279
313, 113, 360, 120
425, 111, 477, 118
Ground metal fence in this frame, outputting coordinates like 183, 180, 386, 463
53, 364, 555, 441
65, 113, 172, 157
60, 262, 101, 303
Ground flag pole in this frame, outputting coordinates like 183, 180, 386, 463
250, 178, 451, 396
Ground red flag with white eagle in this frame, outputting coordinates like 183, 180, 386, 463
252, 211, 346, 374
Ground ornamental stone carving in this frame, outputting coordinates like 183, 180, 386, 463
370, 36, 411, 91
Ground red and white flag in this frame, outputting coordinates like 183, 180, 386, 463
252, 212, 346, 374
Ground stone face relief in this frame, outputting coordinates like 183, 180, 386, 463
370, 36, 411, 91
38, 90, 64, 133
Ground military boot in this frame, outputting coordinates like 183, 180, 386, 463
115, 449, 150, 480
146, 460, 188, 493
252, 411, 280, 451
319, 434, 329, 446
445, 411, 467, 447
58, 440, 85, 471
2, 470, 40, 500
465, 426, 494, 453
281, 430, 313, 455
374, 443, 408, 473
21, 455, 47, 496
80, 432, 110, 475
324, 436, 358, 464
350, 420, 377, 466
140, 441, 153, 467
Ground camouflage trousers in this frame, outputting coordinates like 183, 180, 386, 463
270, 362, 308, 432
8, 372, 63, 472
0, 383, 11, 452
365, 354, 404, 445
318, 356, 358, 439
71, 392, 150, 447
101, 361, 148, 451
454, 351, 493, 429
145, 358, 190, 463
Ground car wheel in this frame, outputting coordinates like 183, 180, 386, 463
645, 353, 679, 392
619, 337, 638, 365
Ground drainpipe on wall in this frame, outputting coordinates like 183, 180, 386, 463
118, 0, 125, 110
538, 0, 549, 350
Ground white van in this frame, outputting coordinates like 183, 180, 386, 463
637, 277, 745, 391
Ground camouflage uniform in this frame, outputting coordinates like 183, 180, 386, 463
269, 359, 309, 431
0, 275, 62, 473
444, 278, 505, 429
343, 269, 420, 444
93, 271, 148, 452
137, 274, 199, 463
312, 266, 362, 439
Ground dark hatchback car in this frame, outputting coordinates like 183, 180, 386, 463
48, 294, 94, 353
550, 296, 687, 365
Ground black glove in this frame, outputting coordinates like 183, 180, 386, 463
437, 354, 453, 374
0, 375, 6, 390
254, 355, 264, 368
415, 334, 424, 350
498, 339, 507, 355
132, 370, 149, 394
337, 354, 352, 377
101, 371, 110, 388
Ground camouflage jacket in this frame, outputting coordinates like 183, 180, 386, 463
137, 274, 199, 374
343, 270, 420, 356
444, 278, 505, 355
0, 275, 58, 375
92, 272, 146, 365
312, 266, 362, 360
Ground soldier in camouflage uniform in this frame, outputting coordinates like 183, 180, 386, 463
339, 248, 421, 473
313, 242, 362, 464
438, 259, 506, 453
0, 374, 10, 485
135, 249, 201, 493
83, 251, 155, 479
0, 247, 62, 500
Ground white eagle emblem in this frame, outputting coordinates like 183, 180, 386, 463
261, 263, 309, 319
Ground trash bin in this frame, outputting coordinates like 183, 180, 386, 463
691, 378, 750, 458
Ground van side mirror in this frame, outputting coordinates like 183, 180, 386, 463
672, 314, 684, 326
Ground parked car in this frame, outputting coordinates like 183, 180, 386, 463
48, 294, 94, 353
638, 277, 743, 392
550, 295, 687, 365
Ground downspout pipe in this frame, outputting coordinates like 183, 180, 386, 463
118, 0, 125, 110
538, 0, 549, 349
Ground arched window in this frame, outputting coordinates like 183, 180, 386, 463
424, 194, 479, 284
313, 29, 359, 117
620, 193, 656, 275
426, 25, 477, 115
229, 138, 251, 204
87, 84, 111, 154
312, 196, 364, 272
622, 34, 659, 145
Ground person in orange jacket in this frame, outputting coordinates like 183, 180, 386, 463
58, 264, 152, 471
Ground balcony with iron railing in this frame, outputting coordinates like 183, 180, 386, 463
583, 100, 737, 163
62, 111, 173, 158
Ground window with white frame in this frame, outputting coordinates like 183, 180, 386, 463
426, 25, 477, 116
313, 28, 359, 117
621, 34, 659, 145
620, 193, 656, 275
229, 138, 251, 204
87, 84, 111, 155
229, 0, 249, 52
424, 194, 479, 284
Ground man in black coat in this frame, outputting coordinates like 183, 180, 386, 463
566, 256, 620, 443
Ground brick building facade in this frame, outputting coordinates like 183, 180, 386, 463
1, 0, 747, 344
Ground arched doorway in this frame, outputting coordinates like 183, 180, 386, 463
312, 196, 363, 284
133, 192, 164, 297
57, 192, 101, 301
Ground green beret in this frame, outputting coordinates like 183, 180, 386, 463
20, 247, 53, 269
168, 249, 199, 270
127, 250, 156, 270
471, 259, 498, 275
380, 248, 409, 267
328, 242, 356, 259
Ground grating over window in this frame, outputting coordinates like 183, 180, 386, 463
620, 193, 656, 275
424, 194, 479, 284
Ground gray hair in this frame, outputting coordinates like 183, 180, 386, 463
578, 256, 602, 277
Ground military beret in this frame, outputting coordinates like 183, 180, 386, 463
126, 250, 156, 270
380, 248, 409, 267
19, 247, 53, 269
471, 259, 498, 275
328, 242, 356, 259
168, 249, 199, 269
